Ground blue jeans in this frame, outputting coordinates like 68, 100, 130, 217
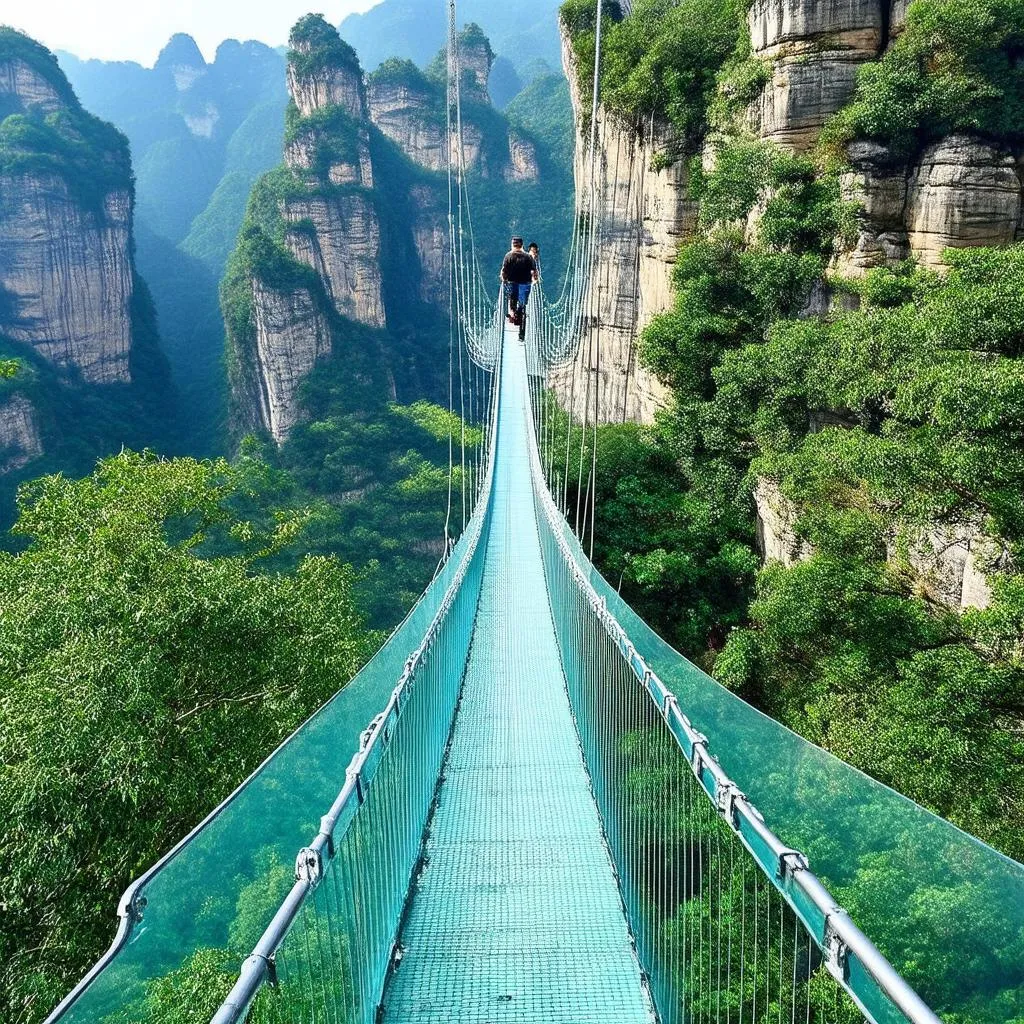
504, 282, 531, 310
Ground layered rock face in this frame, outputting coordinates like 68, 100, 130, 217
838, 135, 1024, 274
231, 16, 392, 442
283, 196, 386, 326
0, 394, 43, 473
230, 17, 559, 442
250, 280, 332, 442
905, 136, 1022, 267
743, 1, 1024, 274
748, 0, 884, 152
0, 175, 134, 383
892, 524, 1005, 612
551, 29, 687, 425
281, 40, 386, 331
754, 478, 811, 567
506, 132, 540, 183
0, 58, 66, 116
365, 27, 538, 182
288, 46, 366, 120
738, 4, 1019, 603
0, 30, 141, 393
409, 184, 449, 307
367, 77, 447, 172
458, 31, 494, 102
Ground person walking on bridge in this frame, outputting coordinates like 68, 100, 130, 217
501, 236, 538, 342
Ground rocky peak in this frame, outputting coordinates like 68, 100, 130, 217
0, 29, 139, 386
287, 14, 366, 119
456, 23, 494, 102
155, 33, 207, 92
0, 28, 74, 118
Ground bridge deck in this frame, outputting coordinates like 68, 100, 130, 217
379, 335, 654, 1023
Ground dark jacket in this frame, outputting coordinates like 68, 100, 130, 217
502, 250, 537, 285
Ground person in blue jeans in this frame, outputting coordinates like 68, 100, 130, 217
501, 236, 538, 341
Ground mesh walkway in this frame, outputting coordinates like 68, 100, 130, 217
379, 332, 655, 1024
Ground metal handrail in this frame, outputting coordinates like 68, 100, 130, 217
523, 356, 942, 1024
209, 333, 504, 1024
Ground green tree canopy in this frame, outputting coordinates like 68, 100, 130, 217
0, 451, 378, 1024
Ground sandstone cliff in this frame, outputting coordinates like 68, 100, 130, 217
738, 2, 1022, 607
0, 31, 138, 387
227, 16, 564, 444
0, 29, 160, 476
558, 4, 1020, 611
741, 0, 1024, 275
249, 280, 332, 442
551, 25, 686, 425
746, 0, 885, 153
0, 175, 134, 384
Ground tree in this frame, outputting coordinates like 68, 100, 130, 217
0, 451, 378, 1024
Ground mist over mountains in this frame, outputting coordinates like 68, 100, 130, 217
340, 0, 564, 85
46, 1, 568, 456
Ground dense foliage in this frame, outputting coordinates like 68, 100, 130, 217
0, 452, 378, 1024
561, 0, 744, 142
823, 0, 1024, 161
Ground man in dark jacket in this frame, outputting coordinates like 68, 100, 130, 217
501, 236, 538, 341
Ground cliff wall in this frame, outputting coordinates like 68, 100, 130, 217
559, 3, 1020, 612
0, 175, 134, 384
0, 39, 137, 386
0, 29, 157, 477
550, 29, 688, 425
0, 393, 43, 474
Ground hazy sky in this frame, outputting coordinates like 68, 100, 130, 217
3, 0, 383, 65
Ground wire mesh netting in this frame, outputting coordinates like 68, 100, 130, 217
243, 521, 490, 1024
526, 307, 1024, 1024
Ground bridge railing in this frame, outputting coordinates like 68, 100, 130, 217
205, 343, 503, 1024
523, 353, 945, 1024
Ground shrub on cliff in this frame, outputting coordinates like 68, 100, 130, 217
561, 0, 743, 141
823, 0, 1024, 161
287, 13, 361, 78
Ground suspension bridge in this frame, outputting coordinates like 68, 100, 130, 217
44, 3, 1024, 1024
